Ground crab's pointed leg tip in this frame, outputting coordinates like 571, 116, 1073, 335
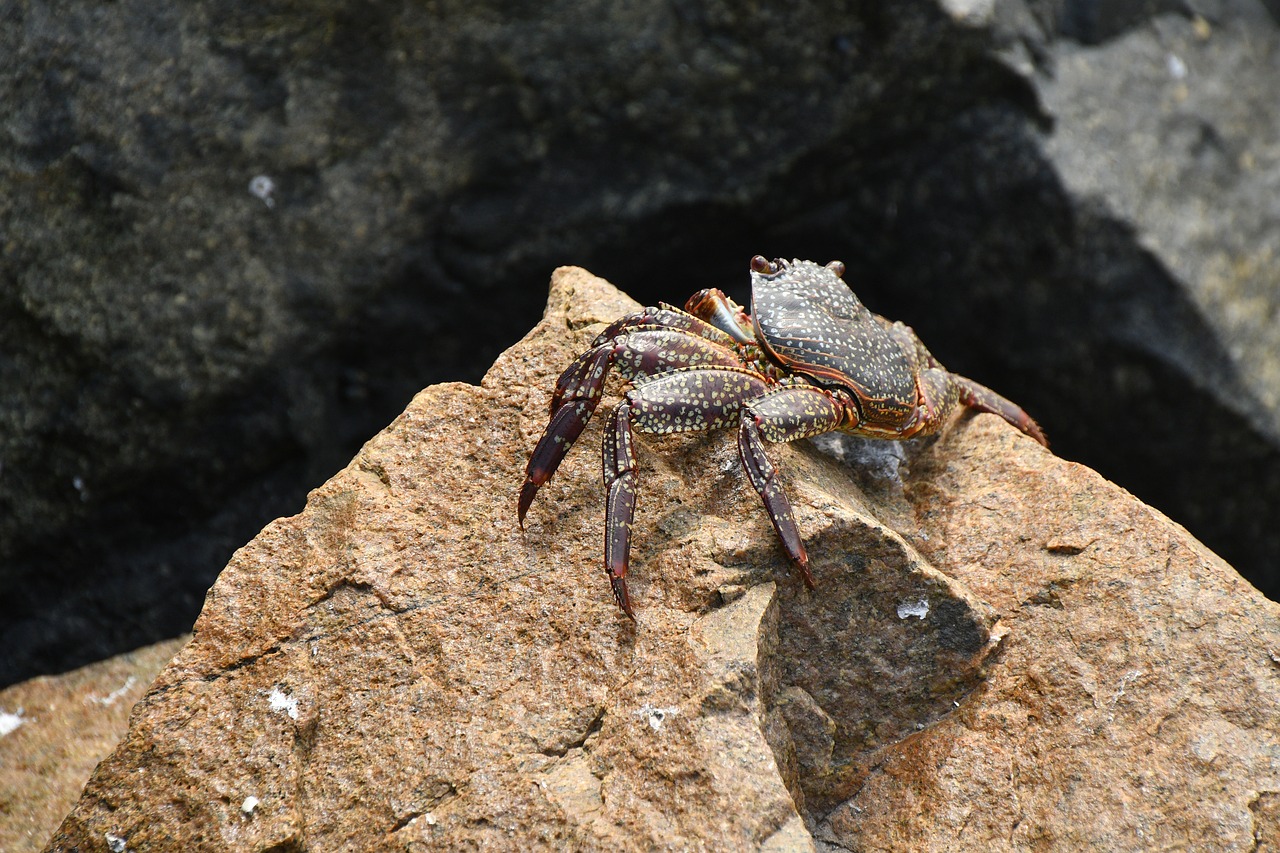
610, 578, 637, 621
517, 479, 538, 527
619, 597, 638, 623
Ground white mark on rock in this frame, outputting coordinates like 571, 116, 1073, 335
897, 598, 930, 620
939, 0, 995, 25
241, 795, 260, 815
1167, 53, 1187, 80
1112, 669, 1144, 700
268, 687, 299, 720
105, 832, 128, 852
249, 174, 276, 208
72, 475, 89, 501
88, 675, 137, 706
0, 708, 25, 736
634, 703, 678, 731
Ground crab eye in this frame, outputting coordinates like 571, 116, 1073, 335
825, 260, 846, 277
750, 255, 786, 276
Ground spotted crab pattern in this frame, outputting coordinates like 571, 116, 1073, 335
519, 256, 1048, 617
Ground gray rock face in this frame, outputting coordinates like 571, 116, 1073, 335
4, 0, 1280, 683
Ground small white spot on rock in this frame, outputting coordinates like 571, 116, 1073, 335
268, 687, 299, 720
1167, 53, 1187, 80
241, 795, 260, 815
105, 832, 128, 853
249, 174, 276, 208
634, 703, 678, 731
88, 675, 137, 706
897, 598, 930, 620
0, 708, 25, 736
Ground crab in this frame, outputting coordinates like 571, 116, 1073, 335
518, 256, 1047, 618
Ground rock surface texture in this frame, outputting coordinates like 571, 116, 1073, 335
6, 0, 1280, 686
0, 637, 186, 853
47, 270, 1280, 851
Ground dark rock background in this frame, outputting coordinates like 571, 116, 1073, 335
3, 0, 1279, 686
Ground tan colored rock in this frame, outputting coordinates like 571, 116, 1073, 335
45, 268, 1280, 851
818, 418, 1280, 849
0, 636, 186, 853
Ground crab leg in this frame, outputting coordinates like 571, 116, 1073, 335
737, 384, 852, 589
552, 306, 739, 412
906, 367, 960, 439
900, 325, 1048, 447
601, 367, 772, 617
603, 403, 638, 615
519, 328, 750, 526
952, 376, 1048, 447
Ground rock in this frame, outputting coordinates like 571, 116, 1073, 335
821, 416, 1280, 849
46, 270, 1280, 850
6, 0, 1280, 687
1024, 0, 1280, 604
0, 636, 186, 853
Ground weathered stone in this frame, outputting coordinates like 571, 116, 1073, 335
44, 269, 1280, 850
0, 637, 186, 853
817, 413, 1280, 849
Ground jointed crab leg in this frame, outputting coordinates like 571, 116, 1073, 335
603, 403, 638, 615
601, 366, 772, 617
519, 326, 750, 526
902, 327, 1048, 447
552, 305, 740, 412
953, 376, 1048, 447
737, 384, 854, 589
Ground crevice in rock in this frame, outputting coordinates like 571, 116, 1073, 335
147, 642, 289, 691
539, 706, 606, 757
389, 810, 423, 833
307, 578, 397, 613
211, 643, 287, 678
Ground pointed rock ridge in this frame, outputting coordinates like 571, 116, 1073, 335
46, 268, 1280, 850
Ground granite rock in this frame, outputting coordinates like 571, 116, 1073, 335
0, 637, 186, 853
45, 269, 1280, 851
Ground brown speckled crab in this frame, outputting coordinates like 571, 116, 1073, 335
519, 256, 1047, 617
